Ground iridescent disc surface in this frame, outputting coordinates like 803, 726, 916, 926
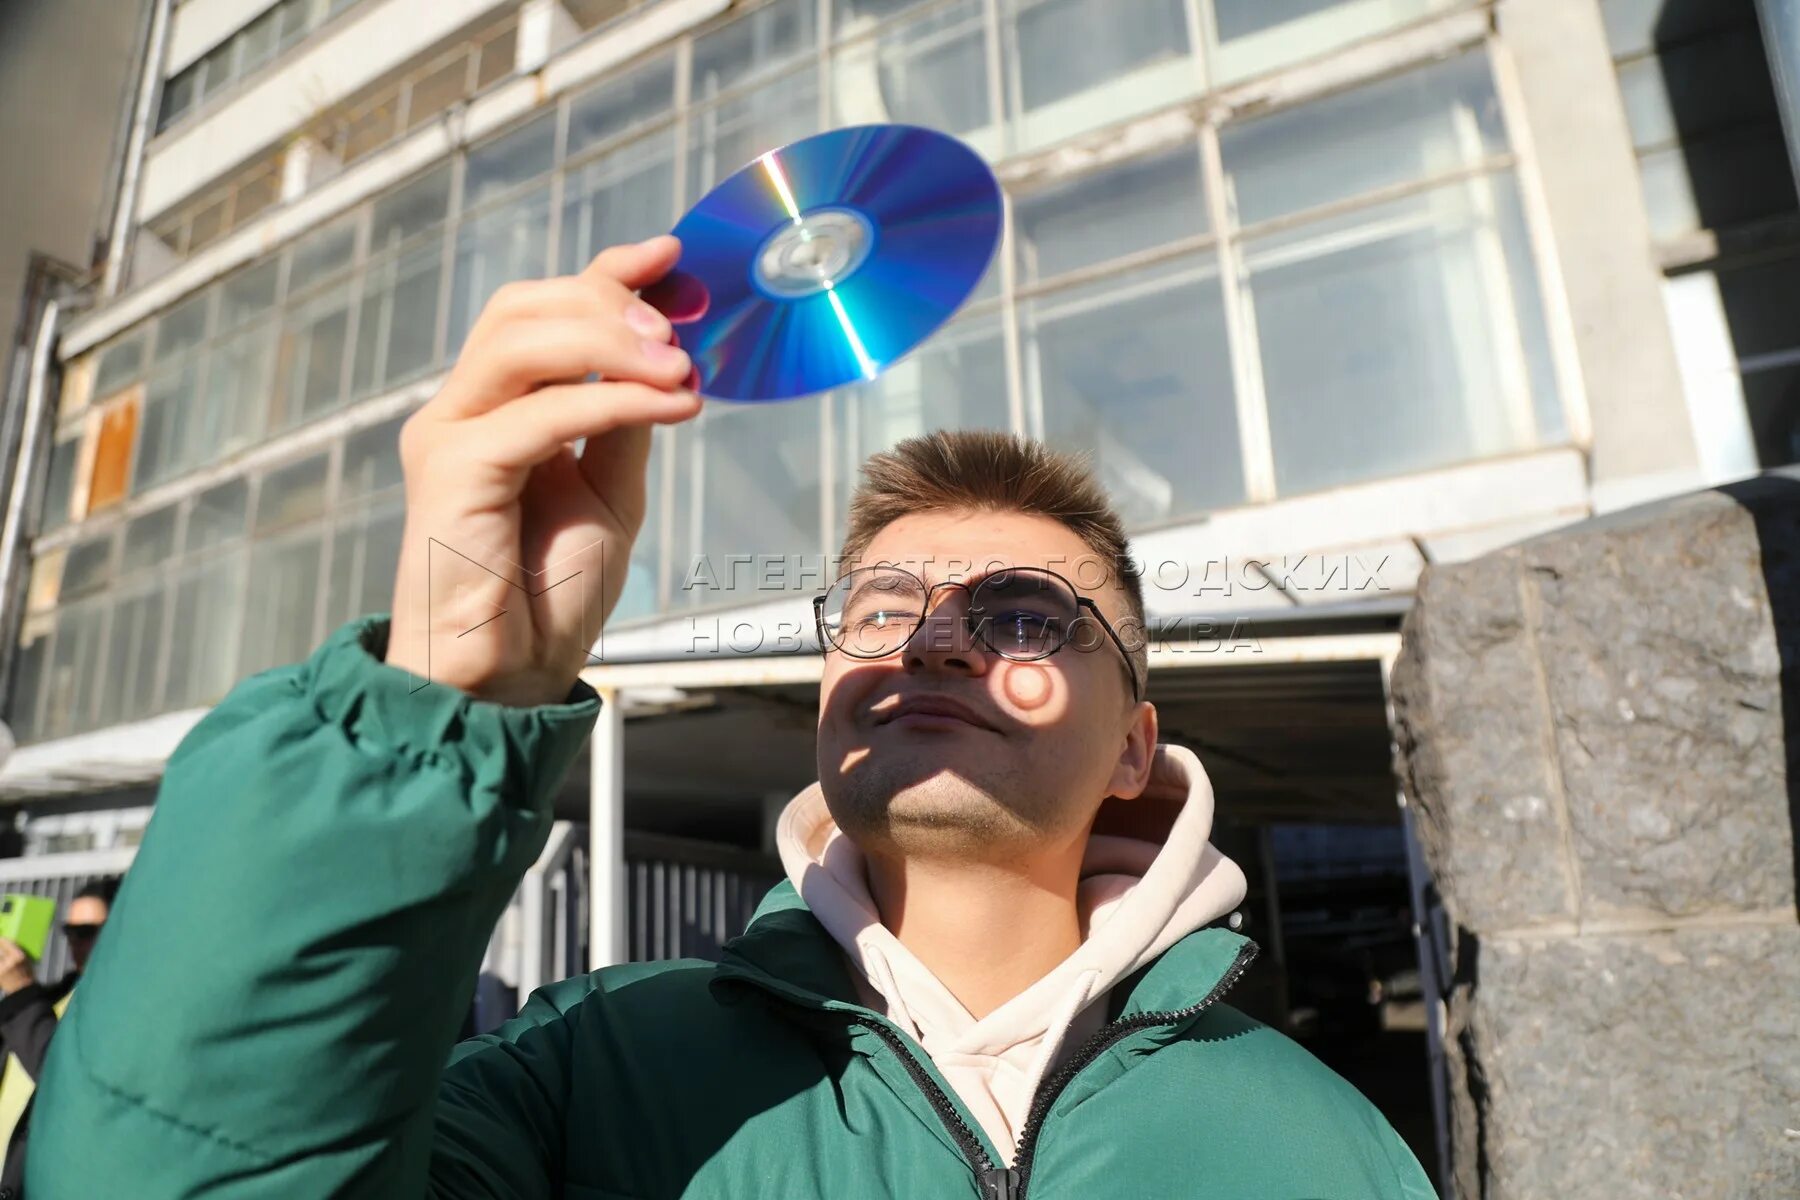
652, 124, 1002, 403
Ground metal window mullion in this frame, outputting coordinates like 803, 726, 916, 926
1182, 0, 1209, 91
673, 34, 693, 206
314, 438, 344, 645
1010, 228, 1222, 305
1199, 119, 1276, 504
547, 95, 573, 275
981, 0, 1026, 437
1232, 154, 1517, 244
146, 501, 190, 714
1444, 92, 1536, 452
818, 390, 835, 559
1484, 33, 1591, 450
996, 0, 1023, 158
436, 153, 466, 367
816, 0, 832, 127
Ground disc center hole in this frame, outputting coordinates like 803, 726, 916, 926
755, 208, 874, 299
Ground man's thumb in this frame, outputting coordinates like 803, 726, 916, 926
582, 235, 682, 290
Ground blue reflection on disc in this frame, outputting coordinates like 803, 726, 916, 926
658, 124, 1002, 403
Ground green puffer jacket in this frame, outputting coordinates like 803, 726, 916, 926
29, 617, 1434, 1199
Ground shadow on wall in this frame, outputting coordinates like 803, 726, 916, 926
1722, 470, 1800, 904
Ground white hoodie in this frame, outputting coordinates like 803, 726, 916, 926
774, 743, 1247, 1163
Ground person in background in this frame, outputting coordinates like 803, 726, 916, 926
0, 878, 117, 1197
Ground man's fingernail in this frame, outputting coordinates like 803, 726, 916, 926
625, 301, 670, 338
642, 338, 690, 369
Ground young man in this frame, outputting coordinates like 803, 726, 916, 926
29, 237, 1432, 1198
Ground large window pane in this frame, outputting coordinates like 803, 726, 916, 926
465, 115, 557, 210
274, 283, 352, 426
240, 529, 325, 675
371, 165, 452, 254
62, 534, 114, 598
1014, 145, 1208, 284
450, 186, 551, 347
687, 68, 821, 203
239, 7, 280, 74
832, 0, 991, 141
1242, 173, 1562, 496
568, 56, 676, 155
325, 499, 403, 628
219, 259, 281, 330
692, 0, 818, 101
610, 434, 664, 624
103, 581, 167, 725
1221, 52, 1508, 227
199, 321, 275, 458
188, 477, 249, 551
1208, 0, 1450, 84
1024, 256, 1243, 525
137, 361, 200, 491
831, 313, 1011, 548
1007, 0, 1194, 149
41, 436, 80, 533
42, 601, 106, 738
354, 240, 443, 396
123, 505, 179, 574
670, 397, 822, 608
256, 452, 330, 534
289, 217, 359, 294
342, 414, 408, 500
405, 54, 469, 132
158, 65, 199, 133
560, 133, 676, 274
95, 332, 147, 396
156, 291, 212, 361
167, 550, 245, 707
9, 619, 50, 742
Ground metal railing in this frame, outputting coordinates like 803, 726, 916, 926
0, 847, 135, 982
0, 825, 780, 1009
494, 824, 783, 1004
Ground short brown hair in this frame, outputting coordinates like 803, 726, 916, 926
840, 430, 1147, 680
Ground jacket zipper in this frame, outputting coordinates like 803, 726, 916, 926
856, 940, 1258, 1200
1010, 941, 1259, 1199
856, 1021, 1017, 1198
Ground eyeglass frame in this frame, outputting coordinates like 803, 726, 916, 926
812, 563, 1144, 702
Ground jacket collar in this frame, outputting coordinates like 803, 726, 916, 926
711, 880, 1257, 1023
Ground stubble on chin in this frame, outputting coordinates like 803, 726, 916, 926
825, 758, 1053, 858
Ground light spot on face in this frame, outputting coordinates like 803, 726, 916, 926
1001, 661, 1054, 712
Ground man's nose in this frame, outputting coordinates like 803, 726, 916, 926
901, 588, 990, 680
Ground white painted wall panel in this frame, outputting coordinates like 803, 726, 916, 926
166, 0, 275, 75
142, 0, 511, 219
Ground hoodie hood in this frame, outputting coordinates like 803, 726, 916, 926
774, 743, 1247, 1163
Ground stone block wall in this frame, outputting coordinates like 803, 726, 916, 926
1390, 470, 1800, 1199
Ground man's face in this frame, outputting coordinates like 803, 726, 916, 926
816, 509, 1155, 863
66, 895, 108, 971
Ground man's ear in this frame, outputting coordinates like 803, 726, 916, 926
1105, 700, 1159, 801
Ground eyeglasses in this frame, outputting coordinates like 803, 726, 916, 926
62, 923, 103, 943
813, 564, 1143, 701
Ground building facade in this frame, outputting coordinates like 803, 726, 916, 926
2, 0, 1798, 1188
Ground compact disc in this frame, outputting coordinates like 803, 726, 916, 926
647, 124, 1003, 403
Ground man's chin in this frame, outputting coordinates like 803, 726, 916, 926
825, 767, 1028, 854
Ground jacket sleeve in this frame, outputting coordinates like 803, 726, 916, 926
27, 616, 598, 1200
0, 982, 63, 1079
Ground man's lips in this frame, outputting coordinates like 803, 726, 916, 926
873, 693, 1000, 732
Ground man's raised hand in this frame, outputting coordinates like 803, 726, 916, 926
385, 236, 699, 706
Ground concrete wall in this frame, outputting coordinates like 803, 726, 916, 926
1391, 469, 1800, 1198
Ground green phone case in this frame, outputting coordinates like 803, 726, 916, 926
0, 894, 57, 961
